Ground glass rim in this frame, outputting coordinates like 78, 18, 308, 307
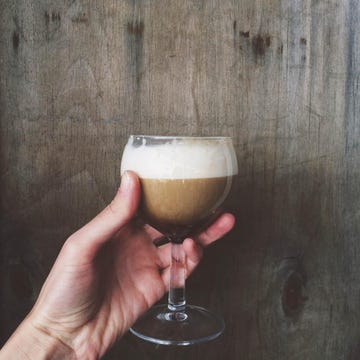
129, 135, 233, 141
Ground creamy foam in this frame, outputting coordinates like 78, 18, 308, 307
121, 136, 238, 179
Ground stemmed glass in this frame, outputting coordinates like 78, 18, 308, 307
121, 135, 238, 345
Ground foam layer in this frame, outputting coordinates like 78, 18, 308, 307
121, 137, 238, 179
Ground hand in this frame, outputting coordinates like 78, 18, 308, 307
1, 171, 235, 359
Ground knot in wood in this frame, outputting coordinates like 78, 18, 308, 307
252, 34, 271, 57
127, 21, 144, 36
282, 271, 308, 317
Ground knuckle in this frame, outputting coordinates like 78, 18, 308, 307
62, 234, 82, 257
106, 200, 132, 224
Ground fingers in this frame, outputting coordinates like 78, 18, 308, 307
159, 213, 235, 286
156, 213, 235, 252
183, 238, 203, 272
157, 213, 235, 267
160, 238, 203, 286
196, 213, 235, 247
65, 171, 141, 259
157, 238, 202, 267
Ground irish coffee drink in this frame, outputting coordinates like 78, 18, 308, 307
121, 137, 237, 237
120, 135, 238, 346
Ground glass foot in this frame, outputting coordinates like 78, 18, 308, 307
130, 304, 225, 346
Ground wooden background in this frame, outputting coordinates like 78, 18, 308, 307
1, 0, 360, 359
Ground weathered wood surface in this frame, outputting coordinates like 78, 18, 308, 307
1, 0, 360, 359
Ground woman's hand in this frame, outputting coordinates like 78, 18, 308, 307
0, 171, 235, 359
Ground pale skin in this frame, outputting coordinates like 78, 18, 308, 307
0, 171, 235, 359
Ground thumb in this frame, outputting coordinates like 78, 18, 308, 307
66, 171, 140, 258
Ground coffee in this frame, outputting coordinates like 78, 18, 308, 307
121, 136, 238, 237
139, 176, 233, 235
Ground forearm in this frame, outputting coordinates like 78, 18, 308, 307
0, 317, 76, 360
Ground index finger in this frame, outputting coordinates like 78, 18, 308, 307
196, 213, 235, 247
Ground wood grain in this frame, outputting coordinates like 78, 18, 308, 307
1, 0, 360, 359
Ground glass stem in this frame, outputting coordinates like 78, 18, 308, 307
168, 241, 186, 314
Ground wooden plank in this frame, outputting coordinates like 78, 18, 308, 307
1, 0, 360, 359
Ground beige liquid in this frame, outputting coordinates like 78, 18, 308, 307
139, 176, 232, 236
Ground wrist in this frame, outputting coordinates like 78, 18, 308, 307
0, 316, 76, 360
